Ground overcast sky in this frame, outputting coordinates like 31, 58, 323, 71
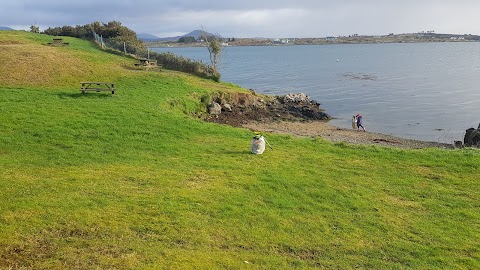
2, 0, 480, 38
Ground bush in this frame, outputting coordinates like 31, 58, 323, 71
149, 52, 220, 81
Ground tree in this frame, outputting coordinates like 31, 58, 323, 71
30, 25, 39, 33
207, 38, 221, 73
201, 28, 222, 78
178, 36, 196, 43
61, 26, 75, 37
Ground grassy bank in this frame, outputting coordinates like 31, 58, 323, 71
1, 31, 479, 269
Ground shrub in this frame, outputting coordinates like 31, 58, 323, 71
149, 52, 219, 81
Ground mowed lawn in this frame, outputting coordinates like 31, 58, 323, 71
1, 31, 479, 269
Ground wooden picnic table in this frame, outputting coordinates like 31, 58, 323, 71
48, 38, 69, 46
134, 59, 157, 67
80, 82, 115, 94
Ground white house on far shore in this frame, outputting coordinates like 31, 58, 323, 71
273, 38, 289, 44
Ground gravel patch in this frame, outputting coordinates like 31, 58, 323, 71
243, 120, 453, 149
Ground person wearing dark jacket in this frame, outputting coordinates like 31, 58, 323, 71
356, 113, 366, 131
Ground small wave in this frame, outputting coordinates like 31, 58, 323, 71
342, 72, 378, 81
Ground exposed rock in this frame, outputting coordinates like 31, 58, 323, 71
454, 141, 463, 149
208, 102, 222, 115
223, 104, 232, 112
204, 92, 331, 126
287, 105, 331, 120
282, 93, 310, 103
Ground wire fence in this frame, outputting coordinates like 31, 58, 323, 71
93, 31, 147, 56
92, 31, 220, 81
92, 31, 104, 48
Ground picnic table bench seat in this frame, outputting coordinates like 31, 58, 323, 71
48, 38, 69, 46
80, 82, 115, 94
134, 59, 159, 68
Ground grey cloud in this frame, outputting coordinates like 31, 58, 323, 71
2, 1, 480, 37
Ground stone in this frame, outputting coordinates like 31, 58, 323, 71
208, 102, 222, 115
454, 141, 463, 148
282, 93, 310, 103
223, 104, 232, 112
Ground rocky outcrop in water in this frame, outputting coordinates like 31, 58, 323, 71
279, 93, 331, 120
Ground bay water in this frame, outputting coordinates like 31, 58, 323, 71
152, 42, 480, 143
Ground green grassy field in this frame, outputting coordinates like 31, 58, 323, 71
1, 31, 479, 269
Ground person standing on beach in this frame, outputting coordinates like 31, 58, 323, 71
356, 113, 366, 131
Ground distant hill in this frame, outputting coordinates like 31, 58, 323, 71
0, 26, 14, 30
184, 30, 210, 40
139, 30, 218, 42
137, 33, 160, 42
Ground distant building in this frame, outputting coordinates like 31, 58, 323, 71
325, 36, 337, 41
273, 38, 289, 44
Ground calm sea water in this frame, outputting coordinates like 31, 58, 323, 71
152, 42, 480, 143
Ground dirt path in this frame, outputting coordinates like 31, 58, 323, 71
243, 120, 453, 149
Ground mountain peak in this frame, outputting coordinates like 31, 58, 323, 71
137, 33, 160, 41
183, 30, 209, 39
138, 29, 219, 42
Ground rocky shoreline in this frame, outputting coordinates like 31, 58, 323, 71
204, 92, 453, 149
205, 92, 331, 124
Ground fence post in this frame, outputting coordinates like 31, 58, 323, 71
124, 42, 127, 54
147, 48, 150, 59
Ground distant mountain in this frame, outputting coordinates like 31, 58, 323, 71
0, 26, 14, 30
138, 30, 219, 42
137, 33, 160, 42
184, 30, 211, 39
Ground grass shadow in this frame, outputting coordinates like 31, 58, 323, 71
122, 64, 162, 72
57, 92, 113, 99
223, 150, 254, 155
